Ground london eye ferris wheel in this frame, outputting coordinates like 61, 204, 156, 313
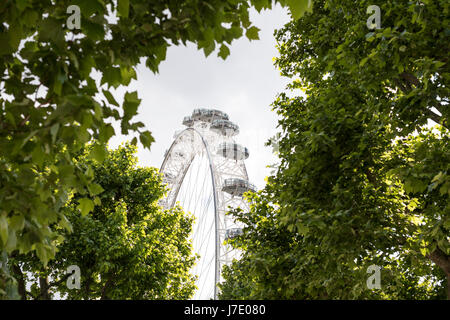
159, 108, 255, 299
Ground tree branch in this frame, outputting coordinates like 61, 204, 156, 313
400, 72, 420, 87
100, 273, 116, 300
427, 245, 450, 300
426, 109, 447, 128
48, 273, 72, 288
393, 73, 448, 129
364, 168, 377, 185
39, 276, 51, 300
84, 276, 92, 300
11, 264, 27, 300
427, 246, 450, 275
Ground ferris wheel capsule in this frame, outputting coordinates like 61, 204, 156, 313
224, 228, 244, 241
216, 142, 249, 160
192, 108, 229, 122
210, 119, 239, 136
222, 178, 256, 197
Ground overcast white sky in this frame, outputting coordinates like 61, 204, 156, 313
107, 4, 291, 189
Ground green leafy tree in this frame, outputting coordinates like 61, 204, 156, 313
8, 143, 197, 299
0, 0, 313, 297
220, 0, 449, 299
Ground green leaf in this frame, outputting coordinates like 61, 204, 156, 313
0, 213, 8, 245
88, 183, 104, 196
7, 24, 23, 52
93, 197, 101, 206
146, 57, 160, 73
365, 32, 375, 42
5, 229, 17, 252
32, 145, 45, 167
218, 44, 230, 60
35, 244, 48, 266
99, 124, 115, 143
420, 248, 428, 256
90, 144, 107, 162
22, 10, 38, 26
359, 57, 369, 67
0, 33, 14, 56
120, 66, 136, 85
296, 221, 309, 235
439, 181, 450, 196
77, 198, 95, 216
203, 42, 215, 57
154, 45, 167, 63
140, 131, 155, 149
444, 218, 450, 230
85, 165, 94, 179
50, 123, 60, 144
118, 0, 130, 18
59, 215, 73, 232
38, 18, 65, 49
74, 0, 105, 16
102, 89, 119, 107
53, 72, 65, 96
94, 102, 103, 120
101, 67, 122, 88
16, 0, 31, 12
83, 20, 106, 42
245, 26, 260, 41
9, 215, 25, 231
5, 112, 16, 128
431, 171, 444, 183
123, 91, 141, 120
286, 0, 313, 20
80, 55, 95, 77
251, 0, 270, 12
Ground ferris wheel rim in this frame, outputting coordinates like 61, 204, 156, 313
160, 127, 221, 299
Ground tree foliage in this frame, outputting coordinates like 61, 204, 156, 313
0, 0, 314, 297
8, 143, 197, 299
220, 0, 449, 299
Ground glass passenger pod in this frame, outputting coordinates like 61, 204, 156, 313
221, 178, 256, 197
191, 108, 229, 122
217, 143, 249, 160
225, 228, 243, 241
182, 116, 194, 127
210, 119, 239, 136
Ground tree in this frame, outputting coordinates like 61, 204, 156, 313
0, 0, 313, 297
8, 143, 197, 299
220, 0, 449, 299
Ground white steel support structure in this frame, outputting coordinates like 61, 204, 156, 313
159, 109, 255, 300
